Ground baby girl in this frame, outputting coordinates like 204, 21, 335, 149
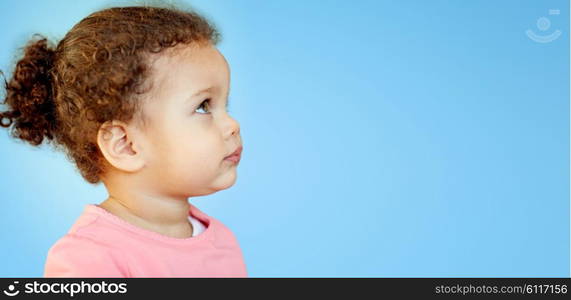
0, 4, 246, 277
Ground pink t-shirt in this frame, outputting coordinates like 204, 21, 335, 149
43, 203, 248, 277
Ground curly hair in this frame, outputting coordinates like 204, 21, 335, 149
0, 4, 221, 184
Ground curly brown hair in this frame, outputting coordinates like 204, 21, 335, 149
0, 4, 221, 184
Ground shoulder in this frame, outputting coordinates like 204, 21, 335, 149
44, 233, 129, 277
207, 215, 245, 250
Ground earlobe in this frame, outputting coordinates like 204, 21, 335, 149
97, 120, 145, 173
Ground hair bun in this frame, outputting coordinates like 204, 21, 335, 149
0, 34, 58, 146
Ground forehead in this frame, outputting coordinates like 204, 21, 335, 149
148, 43, 230, 98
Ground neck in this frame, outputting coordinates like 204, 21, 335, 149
98, 181, 193, 238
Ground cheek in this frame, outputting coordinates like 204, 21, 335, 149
167, 125, 224, 165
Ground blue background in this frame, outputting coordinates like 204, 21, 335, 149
0, 0, 569, 277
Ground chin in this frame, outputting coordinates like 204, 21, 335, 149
214, 173, 238, 191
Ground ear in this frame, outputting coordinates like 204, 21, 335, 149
97, 120, 146, 173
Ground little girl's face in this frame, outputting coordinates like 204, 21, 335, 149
138, 43, 241, 196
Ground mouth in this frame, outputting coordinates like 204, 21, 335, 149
224, 145, 243, 163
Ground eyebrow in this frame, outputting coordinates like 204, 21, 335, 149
192, 86, 218, 97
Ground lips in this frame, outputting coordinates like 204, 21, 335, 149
224, 145, 243, 161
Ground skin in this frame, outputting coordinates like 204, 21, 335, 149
96, 42, 241, 239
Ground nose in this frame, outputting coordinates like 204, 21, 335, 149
223, 112, 240, 138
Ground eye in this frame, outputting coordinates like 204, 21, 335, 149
195, 99, 211, 114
